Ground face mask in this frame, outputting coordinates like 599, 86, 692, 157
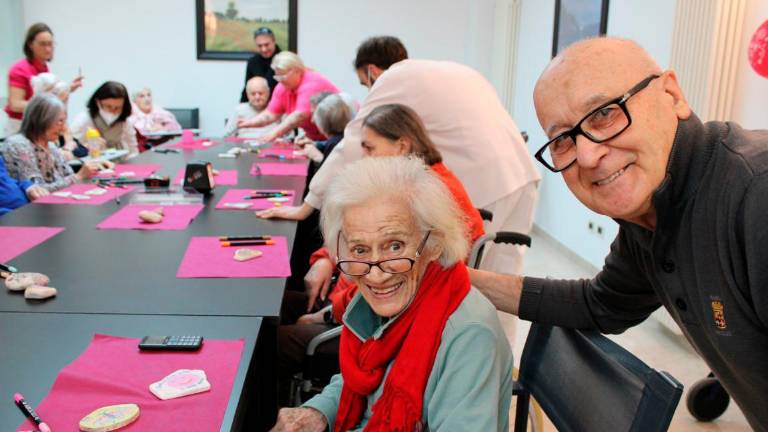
99, 109, 119, 126
367, 67, 376, 90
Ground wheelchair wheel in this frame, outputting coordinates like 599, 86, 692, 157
686, 376, 730, 422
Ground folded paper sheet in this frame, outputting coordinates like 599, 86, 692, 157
249, 163, 307, 177
16, 334, 244, 432
96, 204, 204, 230
0, 226, 65, 262
177, 236, 291, 278
214, 189, 297, 210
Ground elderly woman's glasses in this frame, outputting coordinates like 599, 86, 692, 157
336, 231, 431, 276
534, 74, 661, 173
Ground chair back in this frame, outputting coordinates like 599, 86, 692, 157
166, 108, 200, 129
517, 324, 683, 432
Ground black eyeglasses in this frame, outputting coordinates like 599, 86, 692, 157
535, 74, 661, 173
336, 230, 431, 276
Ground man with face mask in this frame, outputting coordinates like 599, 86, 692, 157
257, 35, 540, 347
240, 27, 281, 103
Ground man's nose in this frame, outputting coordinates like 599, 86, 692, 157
574, 134, 609, 169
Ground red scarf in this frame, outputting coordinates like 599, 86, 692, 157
334, 261, 471, 432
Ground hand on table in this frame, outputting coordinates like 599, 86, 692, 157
255, 203, 313, 221
270, 407, 327, 432
237, 118, 259, 129
25, 185, 49, 201
304, 258, 334, 312
258, 130, 280, 143
76, 161, 105, 180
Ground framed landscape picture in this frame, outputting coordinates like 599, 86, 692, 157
552, 0, 609, 57
196, 0, 297, 60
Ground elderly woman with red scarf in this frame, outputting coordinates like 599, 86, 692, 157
271, 156, 513, 431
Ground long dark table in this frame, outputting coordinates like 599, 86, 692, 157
0, 312, 261, 432
0, 142, 305, 317
0, 139, 308, 430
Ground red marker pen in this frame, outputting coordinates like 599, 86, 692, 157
14, 393, 51, 432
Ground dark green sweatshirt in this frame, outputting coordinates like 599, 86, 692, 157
521, 114, 768, 431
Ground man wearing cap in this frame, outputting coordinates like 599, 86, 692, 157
240, 27, 281, 103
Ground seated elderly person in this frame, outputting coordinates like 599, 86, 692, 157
237, 51, 339, 143
70, 81, 138, 157
1, 94, 105, 192
276, 105, 486, 406
224, 76, 275, 138
30, 72, 88, 160
0, 156, 48, 215
128, 87, 181, 135
271, 156, 512, 431
299, 92, 354, 182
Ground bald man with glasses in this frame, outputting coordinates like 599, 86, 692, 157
471, 37, 768, 430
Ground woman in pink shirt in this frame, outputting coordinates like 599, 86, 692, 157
4, 23, 82, 136
237, 51, 339, 142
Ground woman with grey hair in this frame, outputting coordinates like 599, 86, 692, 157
1, 94, 104, 192
272, 156, 513, 431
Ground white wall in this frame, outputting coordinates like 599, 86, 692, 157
0, 0, 24, 131
732, 0, 768, 129
298, 0, 499, 105
18, 0, 501, 137
513, 0, 677, 268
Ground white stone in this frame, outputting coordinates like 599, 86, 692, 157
71, 194, 92, 200
52, 191, 72, 197
234, 248, 262, 262
5, 272, 49, 291
24, 285, 57, 299
150, 369, 210, 400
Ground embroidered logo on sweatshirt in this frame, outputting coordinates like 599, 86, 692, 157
711, 300, 727, 330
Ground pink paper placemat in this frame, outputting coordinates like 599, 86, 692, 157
97, 204, 204, 231
0, 226, 65, 262
214, 189, 297, 210
258, 148, 306, 160
250, 162, 308, 177
167, 138, 220, 150
97, 164, 161, 178
177, 236, 291, 278
34, 184, 135, 205
17, 334, 244, 432
175, 169, 238, 185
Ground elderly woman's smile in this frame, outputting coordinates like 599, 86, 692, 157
339, 198, 434, 318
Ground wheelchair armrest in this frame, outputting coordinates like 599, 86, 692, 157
494, 232, 532, 247
307, 325, 342, 356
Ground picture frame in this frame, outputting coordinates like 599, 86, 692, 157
552, 0, 609, 58
196, 0, 297, 61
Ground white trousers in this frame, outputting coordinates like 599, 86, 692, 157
479, 180, 539, 347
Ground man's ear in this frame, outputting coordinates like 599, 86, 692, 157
661, 70, 692, 120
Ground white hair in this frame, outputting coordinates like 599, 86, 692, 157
320, 156, 469, 267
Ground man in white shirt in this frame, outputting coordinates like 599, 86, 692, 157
258, 36, 540, 344
224, 76, 274, 138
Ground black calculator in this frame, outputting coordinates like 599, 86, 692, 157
138, 335, 203, 351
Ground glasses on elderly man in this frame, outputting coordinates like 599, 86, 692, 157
336, 230, 432, 276
534, 74, 661, 173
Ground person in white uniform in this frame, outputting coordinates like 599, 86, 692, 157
257, 36, 540, 345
